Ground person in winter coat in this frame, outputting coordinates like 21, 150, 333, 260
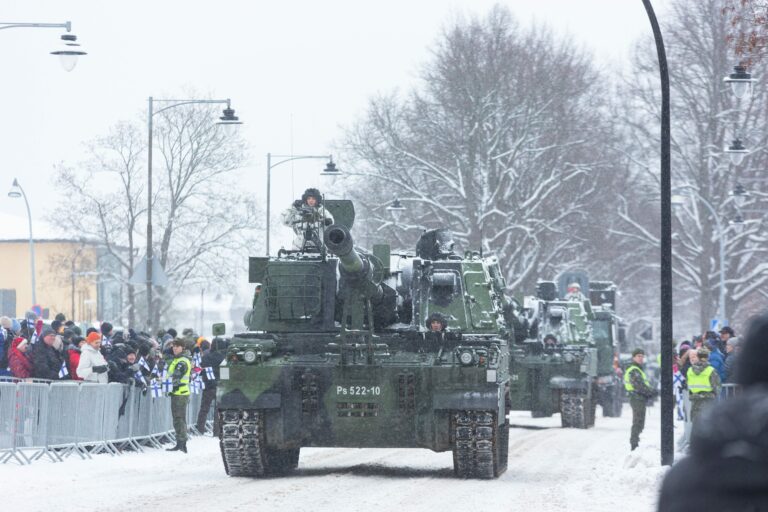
67, 336, 86, 380
77, 332, 109, 383
723, 336, 741, 383
195, 339, 226, 434
9, 337, 32, 378
624, 348, 656, 450
703, 339, 726, 382
281, 187, 334, 251
658, 314, 768, 512
687, 347, 721, 435
29, 327, 67, 380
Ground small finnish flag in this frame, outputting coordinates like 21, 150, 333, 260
193, 353, 202, 368
135, 371, 147, 386
205, 367, 215, 380
139, 357, 151, 372
191, 379, 204, 394
58, 362, 69, 378
151, 364, 159, 376
162, 379, 172, 393
151, 380, 162, 398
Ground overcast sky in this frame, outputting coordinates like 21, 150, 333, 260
0, 0, 669, 239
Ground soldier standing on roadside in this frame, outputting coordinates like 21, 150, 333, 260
165, 338, 192, 453
687, 347, 721, 435
624, 348, 656, 450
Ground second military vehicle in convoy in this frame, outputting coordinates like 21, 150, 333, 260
508, 271, 598, 428
216, 199, 512, 479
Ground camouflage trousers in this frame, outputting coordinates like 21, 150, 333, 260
689, 394, 716, 439
629, 395, 646, 449
170, 394, 190, 443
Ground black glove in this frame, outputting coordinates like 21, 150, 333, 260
172, 385, 180, 392
324, 217, 333, 226
92, 365, 108, 374
293, 200, 303, 209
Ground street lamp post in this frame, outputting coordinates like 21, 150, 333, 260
145, 97, 242, 331
265, 154, 340, 256
7, 179, 37, 309
671, 187, 728, 327
0, 21, 87, 71
641, 0, 674, 466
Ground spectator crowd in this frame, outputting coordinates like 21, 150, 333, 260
0, 313, 226, 430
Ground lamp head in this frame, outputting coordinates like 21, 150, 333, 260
386, 197, 406, 222
723, 65, 756, 100
50, 34, 86, 72
216, 106, 243, 136
322, 158, 341, 175
8, 178, 22, 199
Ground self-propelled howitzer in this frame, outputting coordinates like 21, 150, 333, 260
216, 202, 511, 479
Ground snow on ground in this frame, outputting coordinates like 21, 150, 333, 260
1, 405, 674, 512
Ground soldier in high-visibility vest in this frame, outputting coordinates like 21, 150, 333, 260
624, 348, 656, 450
686, 347, 721, 435
165, 338, 192, 453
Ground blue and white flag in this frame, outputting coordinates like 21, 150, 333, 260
191, 378, 204, 394
162, 379, 173, 393
139, 357, 151, 372
58, 361, 69, 378
205, 367, 215, 380
151, 364, 159, 376
151, 380, 162, 398
193, 352, 202, 368
134, 371, 147, 386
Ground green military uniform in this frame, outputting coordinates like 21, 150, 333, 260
624, 350, 655, 450
687, 352, 720, 437
166, 343, 191, 452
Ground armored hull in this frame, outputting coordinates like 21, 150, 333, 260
217, 207, 511, 478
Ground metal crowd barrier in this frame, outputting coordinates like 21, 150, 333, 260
0, 379, 214, 465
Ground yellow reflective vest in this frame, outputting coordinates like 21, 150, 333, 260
687, 366, 715, 394
624, 364, 650, 392
168, 356, 191, 396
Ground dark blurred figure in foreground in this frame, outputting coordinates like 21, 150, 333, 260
658, 314, 768, 512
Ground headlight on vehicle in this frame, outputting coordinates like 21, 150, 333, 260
459, 350, 475, 366
243, 349, 257, 363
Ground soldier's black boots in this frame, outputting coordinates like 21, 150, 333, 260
166, 441, 187, 453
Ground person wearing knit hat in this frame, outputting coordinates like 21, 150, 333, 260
78, 329, 109, 383
9, 337, 32, 378
29, 327, 67, 380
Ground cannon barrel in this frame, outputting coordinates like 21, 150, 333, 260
324, 224, 383, 300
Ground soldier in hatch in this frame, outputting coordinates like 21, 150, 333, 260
427, 312, 447, 333
282, 188, 334, 251
564, 282, 585, 301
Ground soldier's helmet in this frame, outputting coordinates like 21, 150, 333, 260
301, 188, 322, 205
631, 348, 645, 357
425, 312, 448, 332
416, 229, 456, 260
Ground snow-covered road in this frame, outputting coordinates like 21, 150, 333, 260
2, 406, 671, 512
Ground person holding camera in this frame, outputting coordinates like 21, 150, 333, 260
281, 187, 334, 251
77, 331, 109, 383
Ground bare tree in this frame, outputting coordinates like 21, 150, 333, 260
51, 99, 260, 329
150, 101, 256, 327
52, 121, 145, 326
344, 6, 622, 294
614, 0, 768, 329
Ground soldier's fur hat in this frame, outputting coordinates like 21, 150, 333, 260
301, 188, 322, 205
425, 312, 447, 331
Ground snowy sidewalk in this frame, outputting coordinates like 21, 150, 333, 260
0, 406, 672, 512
